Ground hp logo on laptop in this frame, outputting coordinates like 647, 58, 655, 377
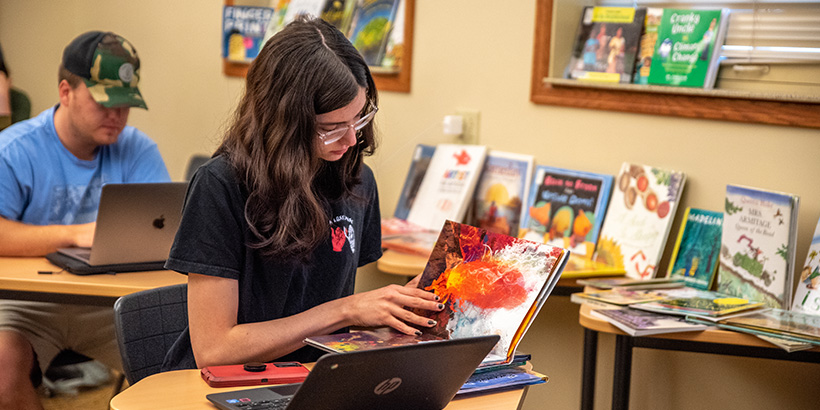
374, 377, 402, 395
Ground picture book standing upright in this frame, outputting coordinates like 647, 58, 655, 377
518, 165, 613, 257
348, 0, 402, 66
647, 8, 731, 88
406, 144, 487, 231
717, 185, 799, 309
222, 5, 276, 62
633, 7, 663, 85
666, 207, 724, 290
596, 162, 686, 280
792, 215, 820, 316
393, 144, 436, 220
467, 151, 534, 238
565, 6, 647, 83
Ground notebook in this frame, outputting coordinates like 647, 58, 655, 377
46, 182, 187, 275
206, 335, 501, 410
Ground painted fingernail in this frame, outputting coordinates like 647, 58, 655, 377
428, 320, 436, 326
437, 304, 445, 310
434, 295, 440, 301
415, 330, 422, 336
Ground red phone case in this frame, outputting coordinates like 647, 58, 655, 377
200, 362, 310, 388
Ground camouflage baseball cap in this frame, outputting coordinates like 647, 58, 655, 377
62, 31, 147, 109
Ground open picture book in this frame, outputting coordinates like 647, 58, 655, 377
305, 220, 570, 366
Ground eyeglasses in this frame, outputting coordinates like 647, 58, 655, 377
316, 102, 379, 145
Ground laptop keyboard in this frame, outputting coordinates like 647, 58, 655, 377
226, 396, 292, 409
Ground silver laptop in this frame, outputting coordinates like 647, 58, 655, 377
207, 335, 500, 410
57, 182, 187, 266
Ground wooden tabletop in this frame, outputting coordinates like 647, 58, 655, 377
579, 303, 820, 350
0, 256, 186, 303
109, 368, 528, 410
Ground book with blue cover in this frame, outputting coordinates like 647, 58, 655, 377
468, 151, 534, 238
519, 165, 613, 257
666, 207, 723, 290
348, 0, 401, 66
222, 5, 276, 62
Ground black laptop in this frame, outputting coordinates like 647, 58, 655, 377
206, 335, 500, 410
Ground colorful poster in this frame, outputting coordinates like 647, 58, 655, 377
222, 6, 276, 62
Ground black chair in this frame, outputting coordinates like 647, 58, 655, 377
184, 154, 210, 181
113, 283, 188, 385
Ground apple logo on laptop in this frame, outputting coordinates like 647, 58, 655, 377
374, 377, 402, 395
153, 215, 165, 229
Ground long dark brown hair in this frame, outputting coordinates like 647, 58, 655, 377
215, 17, 378, 261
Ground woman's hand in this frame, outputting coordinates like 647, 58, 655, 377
343, 282, 443, 336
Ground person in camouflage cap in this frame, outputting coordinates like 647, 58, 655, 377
0, 31, 168, 410
62, 31, 146, 109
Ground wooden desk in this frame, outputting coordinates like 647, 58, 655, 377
578, 304, 820, 410
109, 368, 530, 410
0, 257, 186, 306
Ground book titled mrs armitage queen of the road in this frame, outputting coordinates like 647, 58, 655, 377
305, 221, 569, 366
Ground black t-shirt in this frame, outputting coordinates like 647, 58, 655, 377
161, 155, 382, 371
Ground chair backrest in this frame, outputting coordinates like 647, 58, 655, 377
184, 154, 211, 181
113, 283, 188, 385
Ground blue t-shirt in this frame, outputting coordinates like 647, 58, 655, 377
0, 105, 170, 225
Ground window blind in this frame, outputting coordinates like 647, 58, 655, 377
597, 0, 820, 64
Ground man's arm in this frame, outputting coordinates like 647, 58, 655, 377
0, 216, 95, 257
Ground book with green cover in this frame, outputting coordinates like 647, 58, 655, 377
647, 8, 730, 88
666, 207, 723, 290
631, 289, 765, 318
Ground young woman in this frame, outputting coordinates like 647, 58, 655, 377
161, 18, 442, 370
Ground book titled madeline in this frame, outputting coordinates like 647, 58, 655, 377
306, 220, 570, 366
717, 185, 799, 309
222, 5, 275, 62
666, 208, 723, 290
518, 165, 613, 257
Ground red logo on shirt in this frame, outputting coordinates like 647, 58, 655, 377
332, 227, 346, 252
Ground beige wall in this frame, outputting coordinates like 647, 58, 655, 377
2, 1, 819, 409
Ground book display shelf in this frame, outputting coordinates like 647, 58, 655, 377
530, 0, 820, 129
223, 0, 415, 93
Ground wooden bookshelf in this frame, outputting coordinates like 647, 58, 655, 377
530, 0, 820, 129
223, 0, 414, 93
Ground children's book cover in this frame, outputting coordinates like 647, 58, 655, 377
222, 5, 276, 62
666, 207, 723, 290
566, 6, 647, 83
320, 0, 357, 35
306, 220, 569, 365
647, 9, 731, 88
467, 151, 534, 238
792, 216, 820, 316
717, 185, 799, 309
595, 162, 686, 280
414, 221, 568, 363
406, 144, 488, 232
633, 8, 663, 85
518, 165, 613, 257
393, 144, 436, 220
348, 0, 401, 66
632, 289, 765, 317
591, 307, 708, 336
